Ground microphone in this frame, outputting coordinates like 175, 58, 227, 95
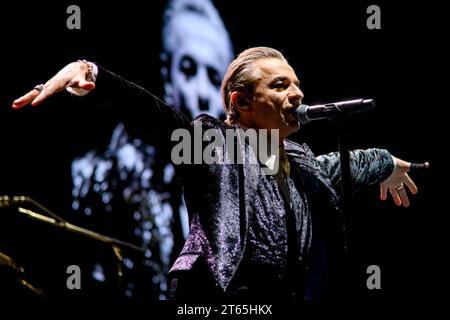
0, 195, 28, 208
295, 98, 376, 124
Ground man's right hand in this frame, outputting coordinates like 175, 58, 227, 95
12, 61, 96, 109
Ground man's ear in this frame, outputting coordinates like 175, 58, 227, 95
230, 91, 251, 112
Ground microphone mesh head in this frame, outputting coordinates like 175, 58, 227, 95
295, 104, 310, 124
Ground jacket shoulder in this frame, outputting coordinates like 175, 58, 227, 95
284, 139, 315, 157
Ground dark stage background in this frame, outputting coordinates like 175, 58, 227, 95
0, 0, 444, 311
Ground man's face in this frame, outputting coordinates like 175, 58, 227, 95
248, 58, 304, 139
168, 16, 230, 119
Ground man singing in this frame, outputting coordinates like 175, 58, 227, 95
12, 46, 426, 302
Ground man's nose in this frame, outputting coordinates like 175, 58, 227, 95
287, 85, 304, 106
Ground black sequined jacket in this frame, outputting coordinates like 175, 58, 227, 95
93, 66, 395, 293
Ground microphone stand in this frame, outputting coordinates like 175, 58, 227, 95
0, 251, 47, 300
298, 98, 376, 298
16, 206, 144, 299
334, 120, 352, 257
16, 207, 143, 252
308, 100, 376, 255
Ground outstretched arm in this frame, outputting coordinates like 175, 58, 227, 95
12, 61, 190, 144
316, 149, 429, 207
316, 148, 395, 192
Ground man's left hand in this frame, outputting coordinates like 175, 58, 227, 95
380, 157, 429, 207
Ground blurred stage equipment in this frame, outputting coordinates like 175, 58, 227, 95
0, 195, 145, 302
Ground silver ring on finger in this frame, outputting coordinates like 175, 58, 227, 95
395, 183, 404, 191
34, 84, 44, 92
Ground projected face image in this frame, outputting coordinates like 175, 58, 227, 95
70, 0, 234, 300
161, 0, 233, 119
169, 20, 228, 118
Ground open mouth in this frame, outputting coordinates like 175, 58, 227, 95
284, 107, 298, 122
285, 106, 298, 116
284, 111, 298, 123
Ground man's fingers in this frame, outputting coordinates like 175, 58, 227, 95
404, 174, 418, 195
12, 89, 40, 109
32, 89, 55, 107
380, 184, 387, 200
397, 188, 410, 207
389, 188, 402, 206
77, 79, 96, 90
31, 81, 66, 106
